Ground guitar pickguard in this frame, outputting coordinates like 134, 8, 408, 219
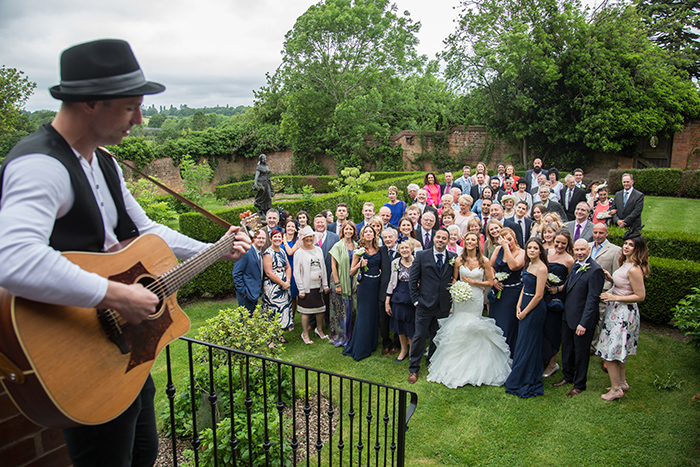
108, 262, 172, 373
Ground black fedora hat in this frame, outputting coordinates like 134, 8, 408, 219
50, 39, 165, 101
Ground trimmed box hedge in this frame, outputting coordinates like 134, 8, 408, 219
608, 227, 700, 263
215, 176, 336, 202
643, 257, 700, 324
607, 168, 700, 198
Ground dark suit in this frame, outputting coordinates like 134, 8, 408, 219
440, 182, 455, 197
414, 225, 435, 250
232, 247, 263, 314
561, 186, 587, 221
378, 245, 400, 351
524, 168, 548, 191
470, 184, 485, 201
408, 248, 457, 373
610, 188, 644, 233
561, 258, 605, 390
542, 199, 567, 223
504, 217, 533, 248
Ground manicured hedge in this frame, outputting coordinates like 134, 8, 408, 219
642, 257, 700, 324
365, 174, 423, 203
608, 227, 700, 263
607, 168, 700, 198
214, 180, 255, 202
215, 176, 336, 202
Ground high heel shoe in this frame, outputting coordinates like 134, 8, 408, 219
543, 363, 560, 378
301, 333, 314, 345
601, 388, 624, 401
314, 328, 329, 340
605, 382, 629, 392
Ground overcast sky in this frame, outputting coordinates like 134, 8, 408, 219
1, 0, 468, 112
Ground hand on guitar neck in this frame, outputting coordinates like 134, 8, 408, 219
98, 225, 251, 325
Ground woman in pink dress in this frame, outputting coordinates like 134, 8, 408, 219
423, 172, 441, 207
596, 233, 649, 401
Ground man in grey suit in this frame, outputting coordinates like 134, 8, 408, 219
407, 229, 456, 383
565, 202, 594, 242
610, 172, 644, 234
589, 223, 622, 351
538, 185, 567, 222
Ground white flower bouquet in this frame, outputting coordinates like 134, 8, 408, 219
449, 280, 473, 302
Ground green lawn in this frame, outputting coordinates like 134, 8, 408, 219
149, 194, 700, 465
152, 302, 700, 467
642, 196, 700, 234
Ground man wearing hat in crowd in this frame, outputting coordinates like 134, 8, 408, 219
0, 39, 251, 466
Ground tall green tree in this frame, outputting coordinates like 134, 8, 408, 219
442, 0, 700, 169
1, 66, 37, 158
636, 0, 700, 79
267, 0, 427, 172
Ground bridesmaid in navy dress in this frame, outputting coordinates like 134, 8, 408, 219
542, 229, 574, 378
489, 227, 525, 354
343, 225, 381, 361
505, 238, 549, 398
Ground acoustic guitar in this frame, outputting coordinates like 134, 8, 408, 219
0, 213, 260, 428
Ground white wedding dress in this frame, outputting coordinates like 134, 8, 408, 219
427, 266, 512, 388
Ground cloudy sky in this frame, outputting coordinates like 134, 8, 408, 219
1, 0, 469, 112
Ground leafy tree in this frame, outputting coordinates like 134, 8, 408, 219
191, 110, 207, 131
0, 66, 36, 158
636, 0, 700, 79
442, 0, 700, 169
147, 112, 166, 128
264, 0, 425, 172
180, 154, 213, 204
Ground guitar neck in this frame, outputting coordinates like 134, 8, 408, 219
159, 234, 234, 295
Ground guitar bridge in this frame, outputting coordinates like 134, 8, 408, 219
97, 308, 130, 355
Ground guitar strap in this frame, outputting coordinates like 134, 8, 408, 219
98, 146, 232, 229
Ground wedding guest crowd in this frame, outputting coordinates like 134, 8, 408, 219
237, 165, 647, 401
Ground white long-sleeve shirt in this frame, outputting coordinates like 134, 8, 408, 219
0, 151, 208, 308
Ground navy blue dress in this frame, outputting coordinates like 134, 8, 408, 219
489, 248, 523, 354
505, 270, 546, 398
343, 251, 380, 361
542, 262, 569, 362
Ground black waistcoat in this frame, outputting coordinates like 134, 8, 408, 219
0, 124, 139, 252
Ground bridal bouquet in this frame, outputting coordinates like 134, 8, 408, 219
449, 280, 473, 302
353, 247, 368, 272
547, 273, 561, 285
494, 272, 510, 299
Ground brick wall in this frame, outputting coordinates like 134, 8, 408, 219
671, 119, 700, 169
0, 387, 71, 467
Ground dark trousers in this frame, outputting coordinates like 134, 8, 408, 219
408, 308, 438, 373
63, 375, 158, 467
378, 299, 399, 349
236, 292, 258, 315
560, 324, 596, 390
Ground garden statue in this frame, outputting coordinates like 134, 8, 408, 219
253, 153, 274, 217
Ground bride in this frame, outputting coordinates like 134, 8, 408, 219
427, 232, 512, 388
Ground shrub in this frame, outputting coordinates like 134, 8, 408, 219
180, 154, 213, 204
672, 287, 700, 347
328, 166, 374, 194
125, 178, 177, 223
607, 168, 699, 198
214, 180, 255, 202
642, 257, 700, 324
608, 227, 700, 263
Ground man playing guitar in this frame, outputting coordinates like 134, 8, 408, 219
0, 39, 251, 466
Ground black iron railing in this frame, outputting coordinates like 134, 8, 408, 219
163, 337, 418, 466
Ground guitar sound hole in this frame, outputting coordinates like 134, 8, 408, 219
135, 275, 165, 318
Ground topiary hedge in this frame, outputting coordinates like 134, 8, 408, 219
608, 227, 700, 263
642, 257, 700, 324
214, 180, 255, 202
607, 168, 700, 198
215, 176, 337, 202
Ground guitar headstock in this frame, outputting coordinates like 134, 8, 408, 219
239, 210, 262, 239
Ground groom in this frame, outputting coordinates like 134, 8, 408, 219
553, 239, 604, 396
407, 228, 456, 383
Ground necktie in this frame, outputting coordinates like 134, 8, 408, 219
436, 253, 443, 269
574, 223, 581, 241
623, 190, 629, 206
567, 189, 573, 209
518, 219, 524, 241
424, 232, 431, 249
